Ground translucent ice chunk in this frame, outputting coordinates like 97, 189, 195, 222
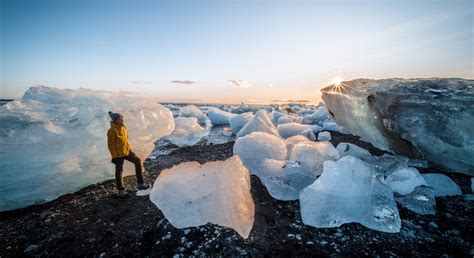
233, 132, 287, 174
277, 123, 319, 139
317, 131, 331, 141
289, 141, 339, 176
179, 105, 208, 124
384, 166, 427, 195
229, 112, 252, 135
300, 156, 401, 233
236, 110, 280, 139
422, 173, 462, 196
164, 117, 208, 147
207, 107, 236, 125
395, 185, 436, 215
149, 156, 254, 238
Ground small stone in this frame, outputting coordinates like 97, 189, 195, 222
429, 222, 438, 229
306, 241, 314, 245
445, 213, 452, 219
184, 229, 191, 235
99, 252, 106, 258
320, 240, 328, 245
24, 244, 39, 253
335, 232, 343, 237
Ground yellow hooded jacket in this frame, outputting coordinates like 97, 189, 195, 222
107, 122, 131, 158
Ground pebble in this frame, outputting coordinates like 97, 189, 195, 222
24, 244, 39, 253
99, 252, 106, 258
320, 240, 328, 245
184, 229, 191, 235
306, 241, 314, 245
429, 222, 438, 229
335, 232, 343, 237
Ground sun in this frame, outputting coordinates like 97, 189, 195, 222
330, 76, 343, 86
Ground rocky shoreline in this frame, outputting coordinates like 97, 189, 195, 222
1, 133, 473, 257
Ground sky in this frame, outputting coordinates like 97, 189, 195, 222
1, 0, 473, 103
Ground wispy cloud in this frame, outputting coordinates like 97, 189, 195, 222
171, 80, 198, 85
130, 81, 152, 85
228, 80, 252, 88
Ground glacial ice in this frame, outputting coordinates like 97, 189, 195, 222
300, 156, 401, 233
302, 106, 330, 125
207, 107, 236, 125
149, 156, 254, 238
277, 123, 319, 139
285, 135, 311, 158
289, 141, 339, 176
0, 86, 175, 211
163, 117, 208, 147
395, 185, 436, 215
317, 131, 331, 141
384, 166, 427, 195
251, 160, 316, 201
337, 142, 373, 160
236, 110, 280, 139
229, 112, 252, 135
422, 173, 462, 197
233, 132, 287, 174
321, 78, 474, 175
299, 129, 317, 141
179, 105, 208, 124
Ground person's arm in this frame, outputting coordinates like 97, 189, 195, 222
107, 129, 118, 158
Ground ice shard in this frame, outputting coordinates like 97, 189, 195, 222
236, 110, 280, 139
207, 107, 236, 125
163, 117, 208, 147
422, 173, 462, 197
289, 141, 339, 176
321, 78, 474, 175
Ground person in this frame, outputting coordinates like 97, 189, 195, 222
107, 111, 149, 197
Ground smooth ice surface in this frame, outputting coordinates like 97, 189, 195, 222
321, 78, 474, 175
179, 105, 208, 124
149, 156, 254, 238
229, 112, 252, 135
233, 132, 287, 174
164, 117, 208, 147
318, 131, 331, 141
207, 107, 236, 125
384, 167, 427, 195
422, 173, 462, 196
289, 141, 339, 176
277, 123, 318, 139
0, 86, 175, 211
337, 142, 373, 160
395, 186, 436, 215
322, 121, 349, 134
252, 160, 316, 200
236, 110, 280, 139
300, 156, 401, 233
285, 135, 311, 158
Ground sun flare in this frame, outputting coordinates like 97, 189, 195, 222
331, 76, 343, 86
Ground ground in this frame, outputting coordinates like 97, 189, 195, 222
0, 133, 473, 257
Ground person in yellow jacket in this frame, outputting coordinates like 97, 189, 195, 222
107, 111, 149, 197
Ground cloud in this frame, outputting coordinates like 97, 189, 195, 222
171, 80, 198, 85
130, 81, 152, 85
228, 80, 252, 88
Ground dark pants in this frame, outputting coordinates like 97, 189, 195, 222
114, 151, 144, 191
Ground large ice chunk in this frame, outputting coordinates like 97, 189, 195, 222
300, 156, 401, 233
236, 110, 280, 139
321, 78, 474, 175
229, 112, 252, 135
289, 141, 339, 176
277, 123, 320, 139
163, 117, 208, 147
0, 86, 175, 211
207, 107, 236, 125
149, 156, 254, 238
285, 135, 311, 158
422, 173, 462, 196
233, 132, 287, 174
302, 106, 330, 125
384, 167, 427, 195
179, 105, 208, 124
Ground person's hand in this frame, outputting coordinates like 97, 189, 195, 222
111, 158, 118, 164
